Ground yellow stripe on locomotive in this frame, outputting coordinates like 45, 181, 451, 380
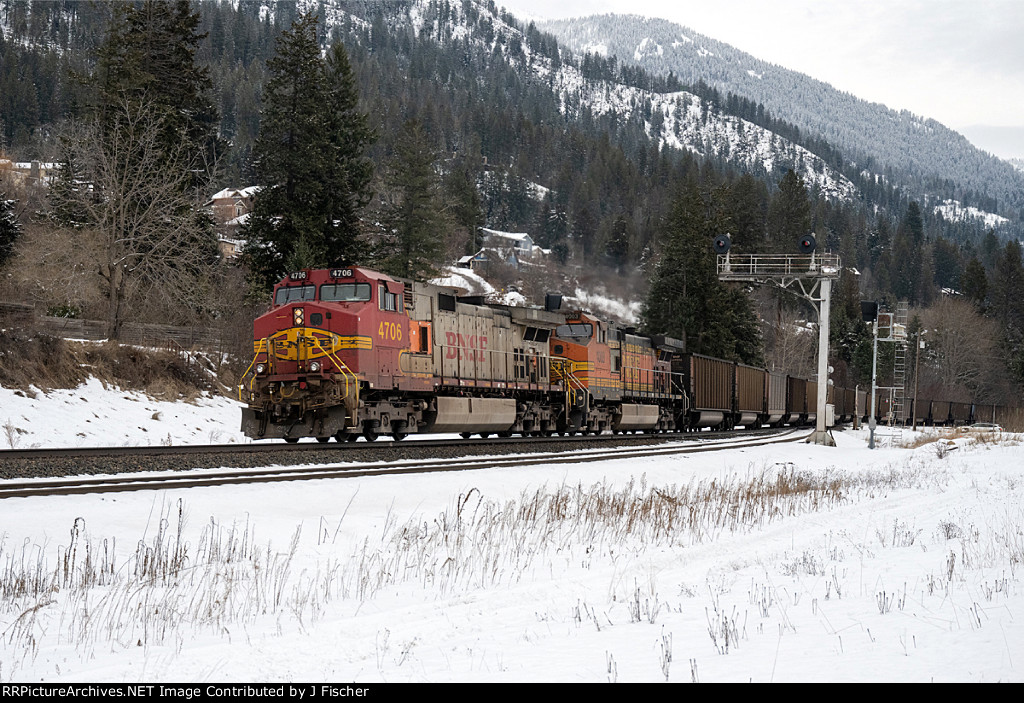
253, 328, 373, 360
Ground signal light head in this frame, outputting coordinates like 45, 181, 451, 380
712, 234, 732, 254
798, 233, 817, 253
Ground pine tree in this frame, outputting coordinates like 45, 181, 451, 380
961, 257, 988, 309
991, 241, 1024, 329
766, 169, 812, 253
244, 13, 374, 290
641, 178, 762, 363
0, 191, 20, 268
322, 41, 375, 264
932, 236, 963, 290
727, 173, 767, 250
43, 1, 221, 338
94, 0, 221, 183
900, 200, 925, 245
379, 119, 449, 280
444, 158, 485, 255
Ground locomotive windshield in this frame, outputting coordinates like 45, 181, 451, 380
274, 285, 316, 306
555, 323, 593, 340
321, 282, 372, 302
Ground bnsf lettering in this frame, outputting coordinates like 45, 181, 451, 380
444, 331, 489, 361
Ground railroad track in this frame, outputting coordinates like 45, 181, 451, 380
0, 428, 808, 499
0, 426, 803, 479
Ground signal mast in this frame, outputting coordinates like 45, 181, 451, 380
714, 233, 840, 446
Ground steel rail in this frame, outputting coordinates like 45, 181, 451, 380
0, 426, 795, 461
0, 429, 807, 499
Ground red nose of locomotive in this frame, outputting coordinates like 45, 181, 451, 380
251, 267, 380, 379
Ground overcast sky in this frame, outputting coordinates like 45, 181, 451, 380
498, 0, 1024, 160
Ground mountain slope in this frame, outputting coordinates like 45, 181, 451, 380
540, 13, 1024, 225
326, 0, 856, 197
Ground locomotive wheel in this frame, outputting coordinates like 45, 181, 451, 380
316, 436, 330, 443
284, 437, 299, 444
497, 430, 513, 438
346, 434, 360, 442
362, 428, 379, 442
392, 431, 407, 441
479, 432, 490, 439
460, 432, 473, 439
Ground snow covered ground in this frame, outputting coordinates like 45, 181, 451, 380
1, 381, 1022, 682
0, 379, 250, 449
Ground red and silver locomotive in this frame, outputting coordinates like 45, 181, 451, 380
241, 266, 687, 441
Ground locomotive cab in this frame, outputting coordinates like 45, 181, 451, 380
242, 267, 411, 441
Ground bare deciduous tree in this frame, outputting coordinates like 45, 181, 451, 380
919, 296, 1003, 399
47, 97, 217, 339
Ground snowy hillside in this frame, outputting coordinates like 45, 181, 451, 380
541, 13, 1023, 224
290, 0, 860, 202
933, 199, 1010, 229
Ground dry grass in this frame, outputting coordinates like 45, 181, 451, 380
899, 427, 1021, 452
899, 429, 959, 449
4, 461, 1019, 679
0, 330, 214, 400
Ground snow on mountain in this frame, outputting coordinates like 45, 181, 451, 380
540, 13, 1024, 226
933, 199, 1009, 229
547, 64, 857, 200
320, 0, 858, 203
633, 37, 662, 61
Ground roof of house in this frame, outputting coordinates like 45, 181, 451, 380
210, 186, 260, 201
481, 227, 532, 244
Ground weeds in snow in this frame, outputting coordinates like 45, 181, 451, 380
877, 519, 922, 548
658, 628, 673, 680
2, 419, 25, 449
2, 459, 1020, 678
0, 499, 304, 675
605, 651, 617, 683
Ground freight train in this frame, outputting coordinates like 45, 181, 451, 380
238, 267, 1014, 442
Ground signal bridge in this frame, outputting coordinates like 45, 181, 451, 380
716, 248, 842, 446
717, 252, 842, 286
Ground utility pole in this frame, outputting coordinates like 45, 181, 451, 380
912, 330, 925, 431
869, 316, 878, 449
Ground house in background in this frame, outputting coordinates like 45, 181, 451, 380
207, 186, 259, 259
479, 227, 550, 268
457, 249, 489, 270
0, 159, 58, 186
209, 186, 259, 227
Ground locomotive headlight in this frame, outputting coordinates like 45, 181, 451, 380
309, 361, 321, 372
255, 363, 266, 374
293, 307, 304, 327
